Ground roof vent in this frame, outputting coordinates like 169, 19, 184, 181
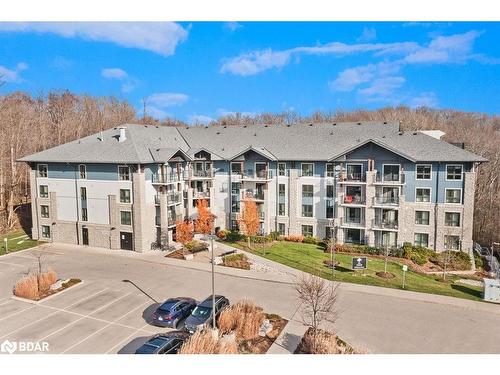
412, 132, 418, 135
185, 127, 189, 129
254, 133, 257, 136
243, 125, 247, 128
382, 135, 386, 138
216, 131, 220, 135
332, 123, 337, 126
383, 121, 387, 124
357, 122, 362, 125
205, 126, 208, 129
98, 131, 104, 142
286, 124, 291, 127
330, 132, 334, 135
223, 125, 227, 128
118, 127, 127, 142
309, 123, 313, 126
264, 125, 268, 127
398, 131, 404, 135
155, 125, 159, 128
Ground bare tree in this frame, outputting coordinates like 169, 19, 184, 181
295, 274, 338, 352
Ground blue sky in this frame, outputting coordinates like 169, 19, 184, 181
0, 21, 499, 123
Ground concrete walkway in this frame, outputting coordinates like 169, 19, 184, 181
267, 319, 309, 354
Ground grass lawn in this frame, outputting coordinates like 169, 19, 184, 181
0, 229, 39, 256
225, 241, 483, 302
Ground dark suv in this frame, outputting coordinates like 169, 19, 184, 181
184, 295, 229, 333
135, 331, 190, 354
151, 297, 197, 329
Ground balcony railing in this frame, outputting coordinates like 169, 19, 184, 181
258, 211, 265, 220
372, 218, 399, 230
193, 190, 210, 199
191, 170, 213, 178
340, 217, 365, 227
155, 216, 160, 226
152, 172, 187, 184
238, 169, 272, 180
373, 196, 400, 206
168, 212, 181, 224
166, 192, 182, 205
339, 173, 366, 182
343, 195, 366, 205
154, 195, 160, 205
242, 191, 265, 200
375, 173, 405, 184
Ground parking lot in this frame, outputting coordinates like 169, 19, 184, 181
0, 281, 179, 354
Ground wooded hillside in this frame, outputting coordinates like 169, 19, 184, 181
1, 91, 498, 246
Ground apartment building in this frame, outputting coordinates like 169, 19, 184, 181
19, 121, 486, 253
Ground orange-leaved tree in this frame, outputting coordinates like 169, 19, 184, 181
194, 199, 215, 235
175, 220, 194, 247
238, 198, 260, 248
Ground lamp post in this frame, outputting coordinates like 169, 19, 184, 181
203, 230, 217, 328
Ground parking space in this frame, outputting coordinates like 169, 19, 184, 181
0, 281, 173, 354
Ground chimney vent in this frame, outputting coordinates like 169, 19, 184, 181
118, 127, 127, 142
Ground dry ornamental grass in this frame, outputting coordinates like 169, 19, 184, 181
178, 329, 237, 354
13, 275, 39, 300
218, 300, 265, 340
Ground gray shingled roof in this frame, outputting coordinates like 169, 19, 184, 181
18, 121, 487, 163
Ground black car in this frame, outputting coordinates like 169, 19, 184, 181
135, 331, 189, 354
184, 295, 230, 333
151, 297, 197, 328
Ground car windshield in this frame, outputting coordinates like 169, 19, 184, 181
191, 305, 212, 318
147, 337, 169, 348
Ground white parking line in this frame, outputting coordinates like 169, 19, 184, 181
0, 260, 25, 268
39, 291, 134, 342
61, 298, 152, 354
0, 287, 109, 340
105, 321, 155, 354
0, 304, 36, 323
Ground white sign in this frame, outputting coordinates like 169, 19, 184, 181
0, 339, 49, 354
402, 265, 408, 272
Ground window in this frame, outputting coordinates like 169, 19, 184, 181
416, 164, 431, 180
278, 203, 285, 216
302, 185, 313, 217
326, 163, 334, 177
302, 225, 313, 237
118, 166, 130, 181
301, 163, 314, 177
279, 184, 285, 197
231, 182, 240, 195
325, 227, 333, 239
37, 164, 48, 178
415, 211, 430, 225
40, 205, 49, 218
41, 225, 51, 239
326, 185, 334, 219
80, 187, 87, 201
231, 198, 240, 213
278, 223, 286, 236
231, 163, 242, 175
445, 189, 461, 204
346, 164, 362, 180
445, 235, 460, 250
120, 211, 132, 225
414, 233, 429, 248
445, 212, 461, 227
446, 165, 462, 180
81, 208, 88, 222
120, 189, 131, 203
79, 164, 87, 179
39, 185, 49, 198
278, 163, 286, 176
416, 188, 431, 202
383, 164, 400, 182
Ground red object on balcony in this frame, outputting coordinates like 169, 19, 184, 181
344, 195, 353, 203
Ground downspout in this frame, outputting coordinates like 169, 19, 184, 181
69, 163, 80, 245
433, 162, 440, 251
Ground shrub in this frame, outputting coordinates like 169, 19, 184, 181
285, 235, 304, 243
268, 231, 281, 241
222, 253, 251, 270
217, 300, 265, 340
249, 235, 269, 244
38, 270, 57, 293
303, 236, 321, 245
225, 230, 245, 242
431, 251, 472, 270
185, 240, 208, 253
216, 229, 228, 240
179, 329, 238, 354
13, 275, 39, 300
474, 253, 483, 268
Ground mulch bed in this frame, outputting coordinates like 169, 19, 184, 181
375, 271, 395, 279
165, 249, 191, 259
221, 253, 252, 270
294, 327, 356, 354
17, 278, 82, 302
238, 314, 288, 354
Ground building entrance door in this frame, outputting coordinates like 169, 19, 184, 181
82, 228, 89, 245
120, 232, 133, 251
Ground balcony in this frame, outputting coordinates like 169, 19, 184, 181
342, 195, 366, 205
340, 217, 365, 228
374, 173, 405, 185
193, 190, 210, 199
154, 195, 160, 205
372, 218, 399, 230
155, 216, 160, 226
373, 196, 400, 206
241, 169, 272, 180
167, 212, 181, 226
166, 192, 182, 205
258, 211, 265, 220
241, 191, 265, 201
339, 173, 366, 183
190, 169, 213, 179
152, 172, 187, 184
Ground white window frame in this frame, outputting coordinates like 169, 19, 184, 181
415, 187, 432, 203
415, 164, 432, 181
445, 188, 462, 204
278, 162, 286, 176
79, 164, 87, 179
414, 233, 429, 248
120, 189, 132, 204
37, 164, 48, 178
326, 163, 335, 177
445, 164, 463, 181
41, 225, 51, 239
118, 165, 131, 181
120, 210, 132, 226
230, 162, 243, 175
300, 163, 315, 177
382, 163, 401, 182
39, 185, 49, 198
415, 210, 430, 226
444, 212, 461, 227
345, 163, 363, 178
301, 225, 314, 237
444, 235, 461, 250
81, 207, 88, 222
278, 223, 286, 235
40, 205, 50, 218
254, 162, 268, 178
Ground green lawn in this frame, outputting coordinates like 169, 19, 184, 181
0, 229, 39, 256
224, 240, 483, 302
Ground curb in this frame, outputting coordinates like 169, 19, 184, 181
10, 279, 84, 305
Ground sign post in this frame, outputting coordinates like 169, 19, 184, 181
402, 264, 408, 289
352, 257, 367, 275
4, 237, 7, 254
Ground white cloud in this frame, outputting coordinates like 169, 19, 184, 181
0, 22, 188, 56
142, 106, 171, 120
148, 92, 189, 107
329, 61, 401, 92
221, 49, 291, 76
101, 68, 128, 79
357, 27, 377, 42
0, 62, 28, 82
409, 92, 438, 108
189, 114, 214, 125
358, 76, 406, 103
216, 108, 256, 117
224, 22, 243, 32
51, 56, 73, 70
